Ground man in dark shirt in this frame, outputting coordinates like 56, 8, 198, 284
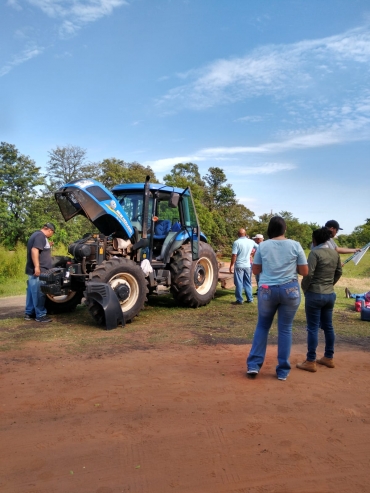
25, 222, 55, 323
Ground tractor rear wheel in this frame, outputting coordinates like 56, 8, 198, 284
86, 258, 148, 325
45, 256, 83, 314
170, 242, 218, 307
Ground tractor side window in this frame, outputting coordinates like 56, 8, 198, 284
181, 194, 197, 228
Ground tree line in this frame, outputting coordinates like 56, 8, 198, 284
1, 142, 368, 254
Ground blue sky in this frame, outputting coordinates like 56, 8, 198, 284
1, 0, 370, 235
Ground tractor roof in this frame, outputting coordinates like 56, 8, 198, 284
112, 183, 187, 195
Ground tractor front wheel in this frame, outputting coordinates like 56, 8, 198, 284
170, 242, 218, 307
86, 258, 148, 325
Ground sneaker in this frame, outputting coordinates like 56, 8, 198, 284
231, 301, 243, 305
345, 287, 352, 299
296, 360, 317, 372
246, 299, 254, 303
35, 315, 52, 323
277, 376, 287, 381
24, 314, 35, 321
246, 369, 258, 379
317, 356, 335, 368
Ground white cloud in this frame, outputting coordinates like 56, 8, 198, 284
0, 46, 43, 77
157, 25, 370, 111
229, 163, 296, 175
145, 112, 370, 172
10, 0, 128, 37
144, 155, 207, 172
7, 0, 22, 10
237, 196, 257, 204
234, 115, 265, 123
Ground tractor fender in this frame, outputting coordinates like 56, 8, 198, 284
84, 282, 125, 330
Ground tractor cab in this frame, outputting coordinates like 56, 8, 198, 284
112, 182, 205, 264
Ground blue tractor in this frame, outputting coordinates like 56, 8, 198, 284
40, 177, 219, 329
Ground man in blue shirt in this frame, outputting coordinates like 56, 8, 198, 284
229, 229, 258, 304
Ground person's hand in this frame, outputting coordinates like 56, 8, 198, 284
355, 248, 362, 252
229, 267, 233, 274
34, 267, 40, 277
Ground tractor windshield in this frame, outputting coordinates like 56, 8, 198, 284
55, 191, 83, 221
113, 192, 153, 232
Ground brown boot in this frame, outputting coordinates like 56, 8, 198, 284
317, 356, 335, 368
296, 360, 317, 372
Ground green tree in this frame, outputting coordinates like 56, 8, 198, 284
46, 145, 91, 188
164, 162, 205, 189
203, 167, 236, 209
338, 218, 370, 248
93, 158, 158, 189
0, 142, 45, 247
163, 163, 222, 248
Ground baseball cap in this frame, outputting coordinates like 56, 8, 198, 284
325, 220, 343, 231
44, 222, 56, 232
252, 234, 264, 239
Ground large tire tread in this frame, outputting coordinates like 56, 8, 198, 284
170, 243, 218, 308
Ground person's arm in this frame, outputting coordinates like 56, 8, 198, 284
229, 254, 237, 273
297, 264, 309, 276
296, 243, 309, 277
31, 247, 41, 276
301, 252, 316, 292
333, 255, 342, 285
336, 246, 361, 254
252, 263, 262, 275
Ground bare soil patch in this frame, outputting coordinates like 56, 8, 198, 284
1, 341, 370, 493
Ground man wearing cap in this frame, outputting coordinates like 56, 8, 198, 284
251, 234, 264, 293
24, 222, 56, 323
229, 228, 258, 304
324, 220, 361, 254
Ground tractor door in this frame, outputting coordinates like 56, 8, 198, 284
180, 188, 200, 261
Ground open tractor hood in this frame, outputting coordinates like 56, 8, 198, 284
55, 179, 134, 240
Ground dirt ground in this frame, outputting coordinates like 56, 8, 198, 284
1, 339, 370, 493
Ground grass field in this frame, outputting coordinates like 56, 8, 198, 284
0, 246, 368, 355
0, 275, 369, 355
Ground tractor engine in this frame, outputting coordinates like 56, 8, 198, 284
68, 234, 133, 268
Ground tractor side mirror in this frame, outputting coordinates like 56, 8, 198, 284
169, 192, 180, 208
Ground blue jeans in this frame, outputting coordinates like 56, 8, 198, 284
234, 267, 253, 303
247, 280, 301, 379
350, 292, 366, 300
305, 291, 336, 361
25, 275, 47, 319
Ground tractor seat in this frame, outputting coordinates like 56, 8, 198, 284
153, 219, 171, 240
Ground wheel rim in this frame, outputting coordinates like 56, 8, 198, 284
194, 257, 214, 295
46, 291, 77, 304
109, 272, 140, 313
